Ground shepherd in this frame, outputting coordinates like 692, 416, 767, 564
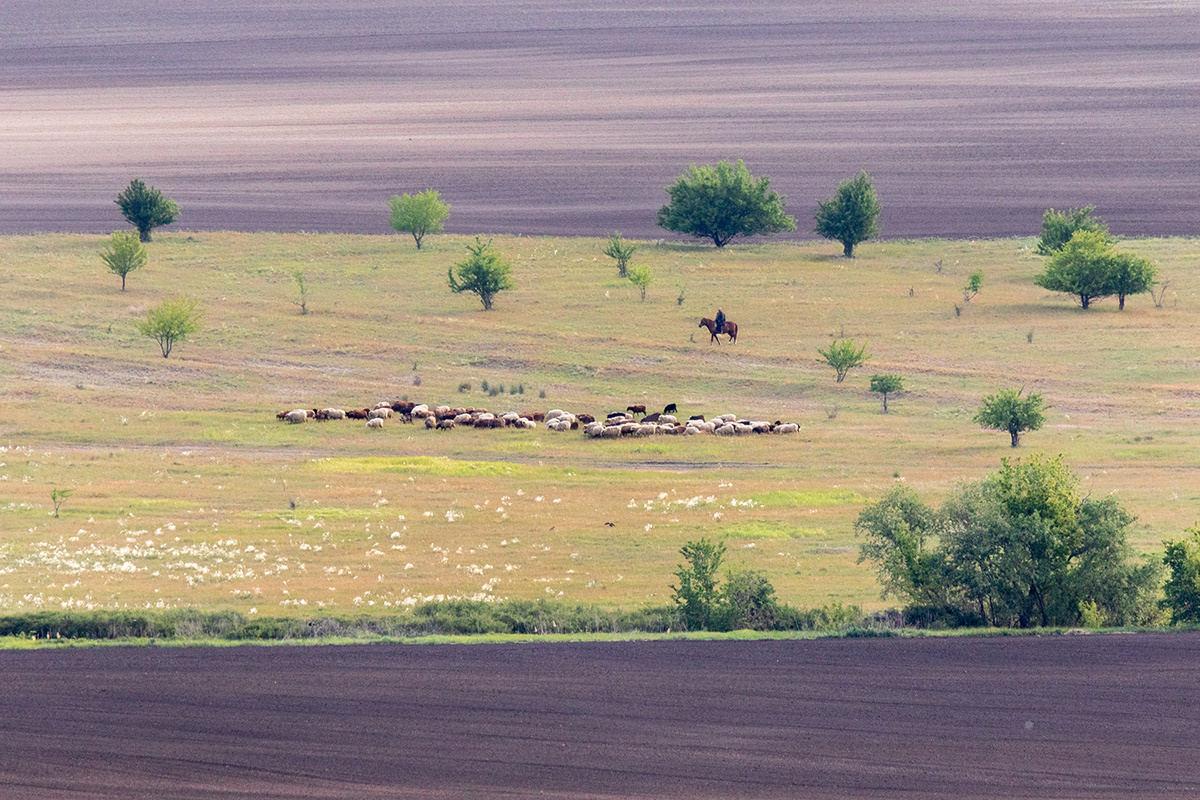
714, 307, 726, 335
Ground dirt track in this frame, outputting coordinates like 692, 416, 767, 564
2, 1, 1197, 239
3, 634, 1200, 798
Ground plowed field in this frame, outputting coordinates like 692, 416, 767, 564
2, 1, 1197, 239
3, 634, 1199, 798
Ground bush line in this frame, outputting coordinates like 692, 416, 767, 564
0, 599, 869, 641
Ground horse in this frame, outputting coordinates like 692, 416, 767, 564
698, 317, 738, 344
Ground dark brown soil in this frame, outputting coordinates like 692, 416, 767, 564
2, 2, 1197, 240
3, 634, 1200, 798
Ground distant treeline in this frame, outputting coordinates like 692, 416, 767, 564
0, 600, 871, 642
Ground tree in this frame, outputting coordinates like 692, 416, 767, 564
115, 179, 179, 242
1107, 251, 1156, 311
1035, 229, 1116, 309
857, 456, 1159, 628
292, 269, 309, 315
135, 296, 202, 358
814, 170, 881, 257
973, 387, 1047, 447
1036, 205, 1110, 255
50, 487, 73, 519
656, 160, 795, 247
670, 537, 727, 630
602, 231, 637, 277
869, 374, 904, 413
1162, 528, 1200, 624
817, 337, 870, 383
99, 231, 147, 291
720, 568, 781, 631
855, 485, 947, 608
388, 189, 450, 250
627, 264, 653, 301
448, 237, 514, 310
963, 271, 983, 303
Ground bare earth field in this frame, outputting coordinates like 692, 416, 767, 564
2, 0, 1198, 239
3, 634, 1200, 799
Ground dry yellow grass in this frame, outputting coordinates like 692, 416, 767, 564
1, 232, 1197, 616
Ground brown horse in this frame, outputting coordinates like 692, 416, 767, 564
699, 317, 738, 344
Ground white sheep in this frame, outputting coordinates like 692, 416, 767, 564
365, 418, 384, 429
774, 423, 799, 434
322, 408, 347, 420
285, 409, 308, 424
369, 407, 392, 419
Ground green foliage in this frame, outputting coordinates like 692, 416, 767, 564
1036, 205, 1110, 255
447, 237, 514, 310
292, 269, 308, 314
1035, 229, 1117, 309
388, 189, 450, 249
134, 296, 203, 358
857, 456, 1160, 629
115, 179, 179, 242
627, 264, 653, 301
973, 387, 1047, 447
963, 271, 983, 302
1107, 251, 1156, 310
817, 337, 870, 383
671, 537, 727, 630
869, 374, 904, 413
99, 230, 147, 291
813, 170, 881, 257
49, 487, 73, 519
656, 159, 796, 247
602, 231, 637, 277
1162, 527, 1200, 624
855, 485, 945, 606
719, 568, 781, 631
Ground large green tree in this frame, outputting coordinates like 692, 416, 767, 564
857, 456, 1159, 628
1162, 527, 1200, 624
814, 170, 881, 257
448, 237, 514, 310
671, 537, 727, 630
1035, 229, 1116, 309
656, 160, 795, 247
115, 179, 179, 242
1106, 251, 1157, 311
1036, 205, 1110, 255
973, 387, 1047, 447
388, 189, 450, 249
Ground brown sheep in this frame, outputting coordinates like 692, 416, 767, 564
346, 409, 370, 420
627, 404, 646, 415
436, 418, 456, 431
577, 414, 595, 424
391, 401, 416, 414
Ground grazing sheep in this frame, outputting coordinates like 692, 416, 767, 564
774, 423, 799, 434
374, 402, 393, 410
346, 409, 369, 420
626, 404, 646, 416
436, 418, 455, 431
601, 425, 622, 438
636, 424, 657, 437
369, 408, 392, 419
411, 404, 430, 418
660, 415, 677, 425
454, 413, 473, 425
664, 403, 678, 414
425, 416, 436, 429
285, 409, 308, 424
392, 401, 416, 414
642, 412, 662, 423
689, 414, 706, 422
366, 417, 384, 429
321, 408, 347, 420
532, 412, 545, 422
716, 423, 735, 436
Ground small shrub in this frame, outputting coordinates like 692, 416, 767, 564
458, 382, 471, 393
412, 374, 422, 386
817, 337, 870, 383
538, 389, 547, 399
481, 380, 489, 392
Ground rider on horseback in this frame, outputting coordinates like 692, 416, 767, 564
714, 307, 726, 335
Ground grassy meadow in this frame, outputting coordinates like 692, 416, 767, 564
1, 231, 1198, 619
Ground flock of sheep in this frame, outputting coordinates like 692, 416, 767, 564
276, 400, 801, 437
